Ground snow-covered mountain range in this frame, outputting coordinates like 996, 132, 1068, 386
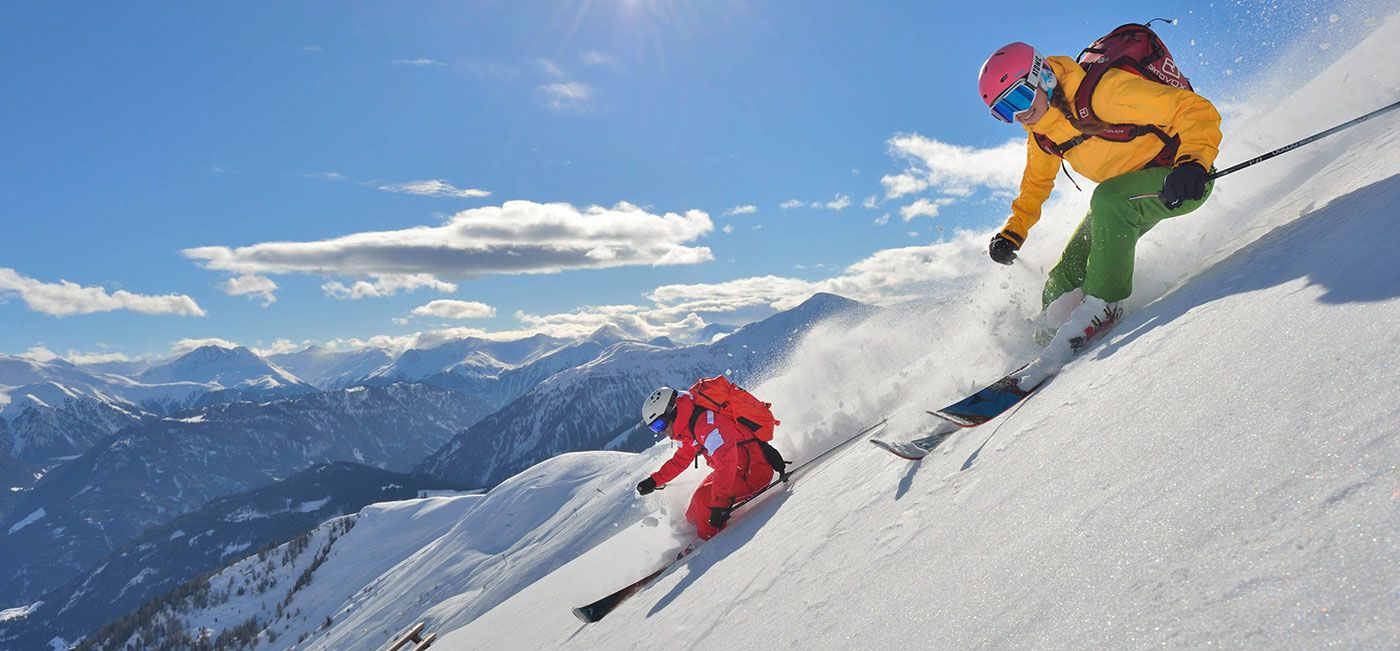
267, 346, 394, 391
0, 383, 486, 608
0, 462, 462, 651
417, 292, 869, 489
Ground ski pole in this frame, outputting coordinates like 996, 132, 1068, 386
1128, 98, 1400, 202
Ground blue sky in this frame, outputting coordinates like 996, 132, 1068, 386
0, 1, 1357, 362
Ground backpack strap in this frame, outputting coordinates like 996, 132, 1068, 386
1038, 68, 1182, 170
742, 439, 792, 482
1066, 26, 1182, 169
685, 403, 704, 470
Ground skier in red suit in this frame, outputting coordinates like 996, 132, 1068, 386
636, 387, 774, 540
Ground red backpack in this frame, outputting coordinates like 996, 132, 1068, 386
1034, 21, 1195, 170
687, 375, 779, 442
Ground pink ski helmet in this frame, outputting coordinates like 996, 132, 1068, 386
978, 42, 1056, 122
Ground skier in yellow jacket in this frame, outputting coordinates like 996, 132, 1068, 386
977, 37, 1222, 386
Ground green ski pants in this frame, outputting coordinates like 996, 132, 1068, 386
1042, 166, 1214, 307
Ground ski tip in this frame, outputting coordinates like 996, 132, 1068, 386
925, 410, 981, 427
572, 607, 599, 624
869, 439, 930, 461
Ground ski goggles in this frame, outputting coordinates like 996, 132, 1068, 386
989, 79, 1040, 123
647, 417, 669, 434
989, 54, 1049, 123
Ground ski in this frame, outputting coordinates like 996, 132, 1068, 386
928, 364, 1042, 428
570, 417, 887, 623
572, 544, 695, 623
870, 422, 959, 460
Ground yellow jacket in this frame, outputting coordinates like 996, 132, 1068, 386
1001, 55, 1223, 244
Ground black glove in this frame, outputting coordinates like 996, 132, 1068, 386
636, 477, 657, 496
989, 233, 1020, 265
708, 506, 731, 530
1159, 162, 1208, 209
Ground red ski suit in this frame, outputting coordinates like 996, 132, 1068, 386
649, 393, 774, 540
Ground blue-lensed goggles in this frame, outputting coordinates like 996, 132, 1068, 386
990, 78, 1039, 123
648, 417, 669, 433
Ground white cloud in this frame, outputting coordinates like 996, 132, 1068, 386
875, 213, 891, 225
581, 51, 616, 66
539, 59, 567, 78
322, 274, 459, 300
325, 327, 495, 357
65, 350, 134, 365
647, 275, 822, 316
297, 172, 349, 181
410, 299, 497, 320
0, 268, 205, 317
514, 305, 709, 341
722, 225, 735, 234
16, 346, 58, 363
722, 204, 758, 217
252, 339, 309, 356
779, 199, 804, 209
863, 195, 879, 209
880, 173, 929, 198
171, 337, 239, 355
185, 200, 714, 282
378, 180, 491, 199
882, 135, 1023, 199
219, 274, 278, 306
814, 194, 852, 211
393, 58, 445, 67
540, 82, 595, 113
900, 197, 956, 221
392, 317, 411, 326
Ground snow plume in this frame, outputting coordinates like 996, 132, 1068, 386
0, 268, 205, 317
1126, 5, 1400, 311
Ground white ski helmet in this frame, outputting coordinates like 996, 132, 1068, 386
641, 387, 678, 426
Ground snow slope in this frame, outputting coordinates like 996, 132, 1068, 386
305, 452, 659, 650
178, 494, 482, 649
422, 9, 1400, 650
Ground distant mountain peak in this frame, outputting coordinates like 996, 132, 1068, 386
583, 324, 631, 344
